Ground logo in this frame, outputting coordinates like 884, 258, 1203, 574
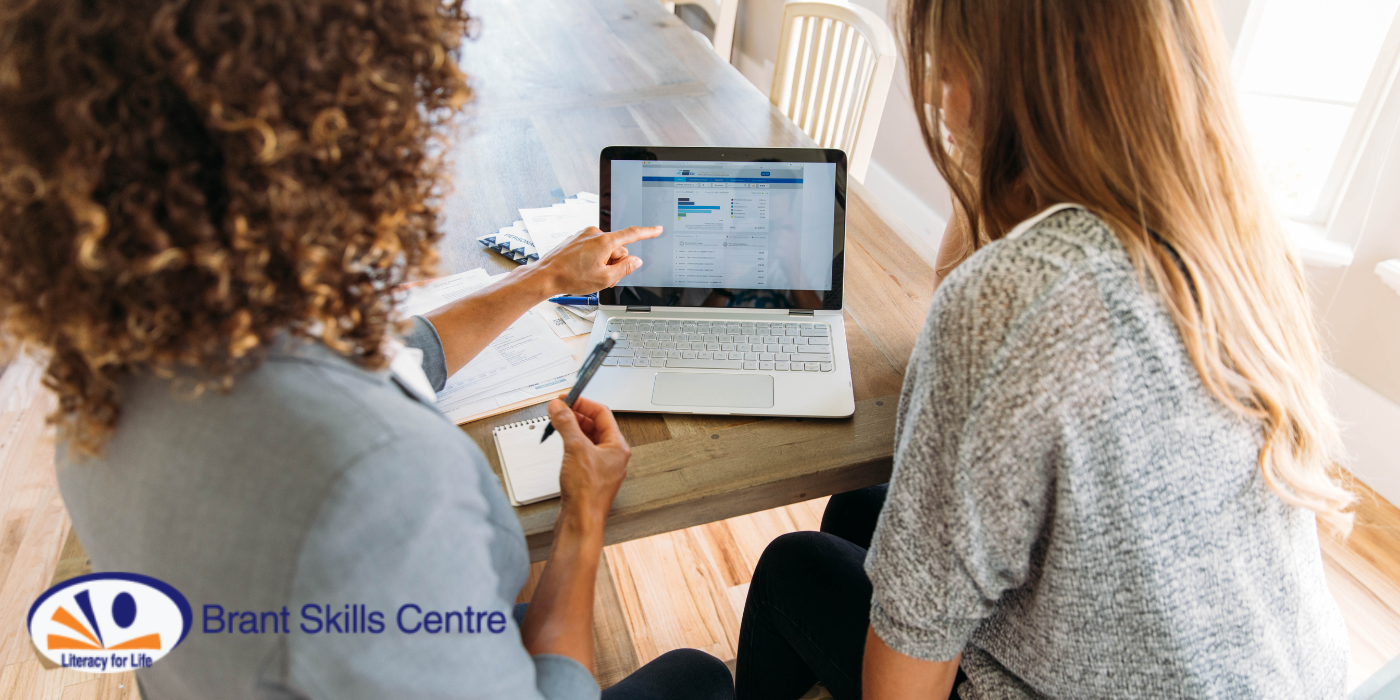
28, 573, 192, 673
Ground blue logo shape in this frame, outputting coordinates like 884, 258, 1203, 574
28, 572, 193, 673
112, 593, 137, 628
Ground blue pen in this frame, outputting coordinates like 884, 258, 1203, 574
548, 294, 598, 307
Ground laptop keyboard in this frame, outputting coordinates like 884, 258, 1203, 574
602, 318, 834, 372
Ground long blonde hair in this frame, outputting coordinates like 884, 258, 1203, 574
903, 0, 1354, 530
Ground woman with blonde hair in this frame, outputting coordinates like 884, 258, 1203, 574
734, 0, 1352, 697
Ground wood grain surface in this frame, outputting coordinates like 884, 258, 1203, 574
445, 0, 926, 561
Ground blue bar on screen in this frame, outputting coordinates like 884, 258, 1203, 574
644, 177, 802, 183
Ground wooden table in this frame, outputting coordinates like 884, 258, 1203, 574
443, 0, 938, 561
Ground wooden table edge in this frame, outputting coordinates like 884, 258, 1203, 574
489, 394, 902, 562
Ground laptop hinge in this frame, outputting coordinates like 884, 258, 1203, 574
788, 309, 815, 316
626, 306, 651, 313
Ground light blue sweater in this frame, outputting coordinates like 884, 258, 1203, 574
56, 318, 599, 700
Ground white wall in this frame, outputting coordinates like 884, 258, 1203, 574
1326, 366, 1400, 508
1215, 0, 1253, 46
1308, 86, 1400, 506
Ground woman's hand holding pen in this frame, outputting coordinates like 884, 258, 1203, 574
548, 397, 631, 526
535, 225, 663, 296
521, 396, 631, 668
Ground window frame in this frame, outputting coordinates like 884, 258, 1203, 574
1231, 0, 1400, 231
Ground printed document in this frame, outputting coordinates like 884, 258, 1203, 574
519, 197, 599, 255
395, 269, 578, 421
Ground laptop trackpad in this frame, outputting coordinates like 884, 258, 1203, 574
651, 372, 774, 409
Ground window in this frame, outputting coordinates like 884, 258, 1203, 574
1233, 0, 1400, 225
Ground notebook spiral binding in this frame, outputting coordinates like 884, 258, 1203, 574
493, 416, 551, 434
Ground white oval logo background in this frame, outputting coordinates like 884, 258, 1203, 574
28, 573, 192, 673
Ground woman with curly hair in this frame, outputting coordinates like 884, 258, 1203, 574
0, 1, 732, 698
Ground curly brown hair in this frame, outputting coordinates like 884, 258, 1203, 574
0, 0, 473, 455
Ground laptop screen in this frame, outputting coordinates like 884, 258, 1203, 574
598, 147, 845, 310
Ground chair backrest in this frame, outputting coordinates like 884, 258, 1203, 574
769, 0, 896, 183
681, 0, 739, 62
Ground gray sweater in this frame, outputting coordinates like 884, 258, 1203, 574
56, 318, 598, 700
864, 206, 1348, 699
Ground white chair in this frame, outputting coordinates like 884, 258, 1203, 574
670, 0, 739, 62
769, 0, 896, 183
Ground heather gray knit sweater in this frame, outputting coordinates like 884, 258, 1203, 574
864, 205, 1348, 699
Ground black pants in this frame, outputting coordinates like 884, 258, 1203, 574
511, 603, 734, 700
604, 649, 735, 700
734, 484, 964, 700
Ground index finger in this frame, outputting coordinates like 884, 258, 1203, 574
607, 225, 663, 246
570, 396, 625, 444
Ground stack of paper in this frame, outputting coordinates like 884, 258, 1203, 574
476, 192, 599, 264
518, 192, 600, 255
531, 301, 595, 339
478, 221, 537, 263
398, 269, 579, 424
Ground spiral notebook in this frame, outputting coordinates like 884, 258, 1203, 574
493, 417, 565, 506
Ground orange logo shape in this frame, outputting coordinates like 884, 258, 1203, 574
28, 573, 190, 673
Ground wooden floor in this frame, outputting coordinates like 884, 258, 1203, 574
0, 347, 1396, 697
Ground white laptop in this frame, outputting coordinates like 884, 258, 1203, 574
584, 146, 855, 418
